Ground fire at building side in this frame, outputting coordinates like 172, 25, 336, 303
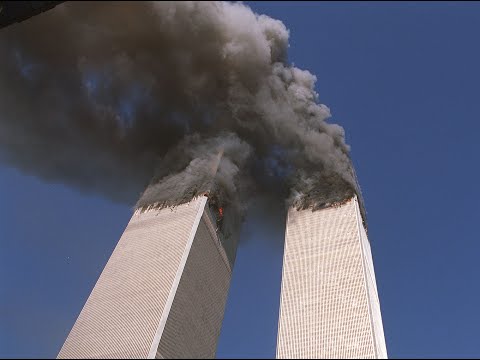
57, 152, 387, 359
0, 2, 388, 358
57, 153, 241, 359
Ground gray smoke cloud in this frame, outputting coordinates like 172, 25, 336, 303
0, 1, 358, 213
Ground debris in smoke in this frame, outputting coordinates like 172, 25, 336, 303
290, 172, 355, 211
135, 133, 251, 213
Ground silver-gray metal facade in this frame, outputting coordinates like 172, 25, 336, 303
276, 196, 387, 359
58, 196, 234, 359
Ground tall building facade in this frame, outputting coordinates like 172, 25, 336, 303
58, 195, 236, 359
276, 196, 387, 359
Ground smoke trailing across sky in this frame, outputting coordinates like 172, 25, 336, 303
0, 1, 357, 212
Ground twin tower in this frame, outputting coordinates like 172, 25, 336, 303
57, 168, 388, 359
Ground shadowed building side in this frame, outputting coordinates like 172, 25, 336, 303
276, 196, 387, 359
156, 204, 233, 358
58, 195, 237, 359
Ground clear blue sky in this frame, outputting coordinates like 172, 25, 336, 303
2, 2, 480, 358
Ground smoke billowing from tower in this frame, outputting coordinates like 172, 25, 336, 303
0, 1, 358, 211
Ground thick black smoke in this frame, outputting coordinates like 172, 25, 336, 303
0, 1, 358, 213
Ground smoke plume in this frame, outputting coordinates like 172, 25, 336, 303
0, 1, 358, 213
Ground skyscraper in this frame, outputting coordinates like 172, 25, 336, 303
276, 196, 387, 359
58, 192, 237, 359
